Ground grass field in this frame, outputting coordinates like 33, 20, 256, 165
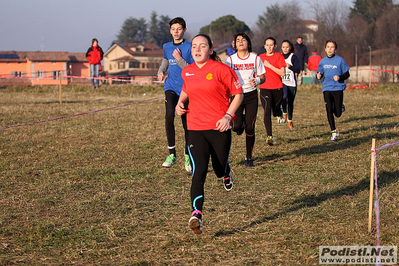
0, 83, 398, 265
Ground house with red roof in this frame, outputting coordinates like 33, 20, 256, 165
0, 51, 89, 85
103, 43, 163, 83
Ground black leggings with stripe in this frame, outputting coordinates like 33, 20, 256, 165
187, 130, 231, 213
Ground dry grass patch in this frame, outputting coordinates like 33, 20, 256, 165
1, 84, 398, 265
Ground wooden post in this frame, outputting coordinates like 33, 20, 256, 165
368, 138, 376, 232
59, 71, 62, 104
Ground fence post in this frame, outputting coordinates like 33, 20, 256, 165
59, 71, 62, 104
368, 138, 376, 232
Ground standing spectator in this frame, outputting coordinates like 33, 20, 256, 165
317, 39, 350, 141
157, 17, 194, 171
294, 36, 308, 86
308, 48, 322, 84
258, 37, 286, 145
86, 38, 104, 88
225, 33, 265, 167
176, 34, 243, 234
226, 39, 236, 56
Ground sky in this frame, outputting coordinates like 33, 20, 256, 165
1, 0, 355, 53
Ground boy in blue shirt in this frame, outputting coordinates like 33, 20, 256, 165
157, 17, 194, 171
317, 39, 350, 141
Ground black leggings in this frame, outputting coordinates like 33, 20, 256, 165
164, 90, 188, 154
281, 85, 297, 121
259, 88, 283, 136
187, 130, 231, 213
323, 90, 344, 131
232, 90, 258, 159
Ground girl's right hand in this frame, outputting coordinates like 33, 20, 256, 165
263, 60, 272, 68
157, 72, 164, 81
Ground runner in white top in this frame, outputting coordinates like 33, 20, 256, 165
282, 53, 296, 87
225, 33, 265, 167
280, 39, 300, 130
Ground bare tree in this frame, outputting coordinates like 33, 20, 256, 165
254, 1, 303, 52
375, 4, 399, 48
307, 0, 349, 38
305, 0, 352, 63
345, 14, 370, 65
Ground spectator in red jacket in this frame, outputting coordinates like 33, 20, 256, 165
86, 38, 104, 88
308, 48, 322, 85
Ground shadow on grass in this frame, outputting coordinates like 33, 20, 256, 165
341, 122, 399, 135
214, 169, 399, 237
303, 122, 398, 141
341, 114, 396, 124
257, 128, 399, 165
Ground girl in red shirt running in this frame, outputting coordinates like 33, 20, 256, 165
259, 37, 286, 145
176, 34, 243, 234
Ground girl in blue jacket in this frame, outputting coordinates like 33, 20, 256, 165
317, 39, 350, 141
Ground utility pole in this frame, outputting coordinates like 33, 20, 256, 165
368, 46, 372, 88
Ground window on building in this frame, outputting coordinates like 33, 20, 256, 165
118, 62, 125, 69
147, 62, 160, 69
109, 64, 112, 70
11, 71, 25, 77
129, 61, 140, 68
52, 71, 59, 80
36, 71, 47, 78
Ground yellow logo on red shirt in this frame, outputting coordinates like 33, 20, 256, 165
206, 73, 213, 80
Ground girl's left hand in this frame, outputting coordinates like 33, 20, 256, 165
216, 117, 231, 132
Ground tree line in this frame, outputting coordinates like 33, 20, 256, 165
115, 0, 399, 66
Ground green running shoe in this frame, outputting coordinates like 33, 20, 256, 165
162, 154, 176, 167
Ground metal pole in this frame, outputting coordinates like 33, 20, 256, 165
59, 71, 62, 104
368, 46, 372, 88
355, 45, 358, 83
